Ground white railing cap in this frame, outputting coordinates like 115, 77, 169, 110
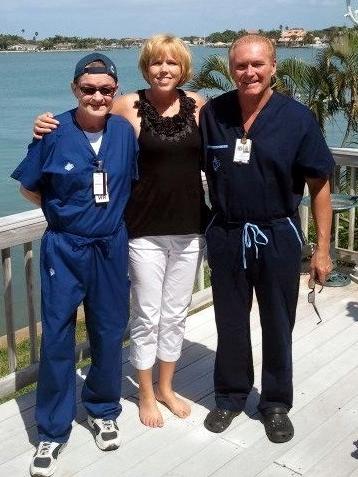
331, 147, 358, 167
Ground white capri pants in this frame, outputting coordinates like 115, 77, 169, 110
129, 234, 205, 370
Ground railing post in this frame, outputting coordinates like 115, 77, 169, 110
348, 167, 356, 251
24, 242, 38, 363
299, 184, 309, 240
1, 248, 17, 372
351, 265, 358, 283
334, 165, 340, 248
196, 257, 205, 291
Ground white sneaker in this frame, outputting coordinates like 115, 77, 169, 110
87, 416, 121, 451
30, 441, 67, 477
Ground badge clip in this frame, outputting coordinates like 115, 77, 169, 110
233, 136, 252, 164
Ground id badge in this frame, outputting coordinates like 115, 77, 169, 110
93, 172, 106, 195
233, 138, 252, 164
93, 172, 109, 203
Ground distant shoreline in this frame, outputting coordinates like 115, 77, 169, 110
0, 44, 323, 54
0, 48, 100, 54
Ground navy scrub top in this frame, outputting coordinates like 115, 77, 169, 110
200, 91, 335, 223
12, 109, 138, 237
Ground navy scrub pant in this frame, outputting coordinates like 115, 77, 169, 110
206, 217, 302, 413
36, 226, 129, 443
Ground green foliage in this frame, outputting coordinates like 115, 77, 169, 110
305, 32, 315, 44
275, 57, 340, 134
317, 25, 351, 42
264, 30, 282, 41
188, 55, 234, 94
182, 36, 199, 43
322, 30, 358, 146
275, 29, 358, 144
0, 34, 26, 49
206, 30, 242, 44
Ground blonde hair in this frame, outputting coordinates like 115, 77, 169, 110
229, 34, 276, 64
139, 34, 192, 86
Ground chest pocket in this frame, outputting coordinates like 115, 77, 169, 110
47, 167, 90, 204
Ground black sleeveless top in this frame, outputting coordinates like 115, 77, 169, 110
125, 89, 208, 238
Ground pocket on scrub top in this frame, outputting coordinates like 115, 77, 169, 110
49, 170, 89, 204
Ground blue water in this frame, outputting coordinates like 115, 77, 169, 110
0, 46, 348, 334
0, 46, 345, 216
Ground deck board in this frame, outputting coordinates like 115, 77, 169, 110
303, 432, 358, 477
0, 276, 357, 476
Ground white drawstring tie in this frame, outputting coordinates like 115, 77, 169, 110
242, 223, 268, 269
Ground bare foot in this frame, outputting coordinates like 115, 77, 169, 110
155, 389, 191, 418
139, 394, 164, 428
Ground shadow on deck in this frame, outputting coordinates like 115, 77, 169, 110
0, 276, 358, 477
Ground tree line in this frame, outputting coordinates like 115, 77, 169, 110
182, 26, 353, 44
0, 34, 132, 50
0, 25, 354, 50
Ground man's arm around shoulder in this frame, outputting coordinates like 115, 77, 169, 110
20, 185, 42, 207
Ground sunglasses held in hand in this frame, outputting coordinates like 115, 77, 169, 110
308, 277, 324, 325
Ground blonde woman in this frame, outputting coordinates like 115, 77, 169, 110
34, 35, 207, 428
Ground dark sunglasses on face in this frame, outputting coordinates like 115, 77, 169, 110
308, 277, 324, 325
79, 86, 116, 97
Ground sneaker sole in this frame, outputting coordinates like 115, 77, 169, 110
31, 474, 55, 477
99, 443, 120, 451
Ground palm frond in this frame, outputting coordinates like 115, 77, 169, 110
189, 55, 234, 93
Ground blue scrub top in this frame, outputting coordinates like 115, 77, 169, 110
12, 109, 138, 237
200, 91, 335, 223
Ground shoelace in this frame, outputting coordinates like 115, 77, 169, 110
102, 419, 114, 431
38, 442, 53, 456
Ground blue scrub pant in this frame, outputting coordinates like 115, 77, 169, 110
206, 216, 302, 413
36, 226, 129, 443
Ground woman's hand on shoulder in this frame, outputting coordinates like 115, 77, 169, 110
111, 93, 139, 116
33, 112, 59, 140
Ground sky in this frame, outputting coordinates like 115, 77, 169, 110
1, 0, 354, 39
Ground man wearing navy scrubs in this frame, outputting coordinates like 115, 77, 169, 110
12, 53, 137, 476
201, 35, 334, 442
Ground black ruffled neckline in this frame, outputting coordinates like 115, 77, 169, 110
134, 89, 197, 142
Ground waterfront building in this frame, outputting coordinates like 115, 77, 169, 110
278, 28, 307, 46
8, 43, 39, 52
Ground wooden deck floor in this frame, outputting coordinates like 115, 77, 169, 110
1, 276, 358, 477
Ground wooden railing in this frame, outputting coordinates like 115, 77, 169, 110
330, 147, 358, 265
299, 147, 358, 266
1, 147, 357, 399
1, 210, 46, 373
0, 209, 209, 399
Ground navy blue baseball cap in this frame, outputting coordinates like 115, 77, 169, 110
73, 53, 118, 82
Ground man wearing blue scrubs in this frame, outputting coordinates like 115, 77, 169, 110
201, 35, 334, 442
12, 53, 137, 476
